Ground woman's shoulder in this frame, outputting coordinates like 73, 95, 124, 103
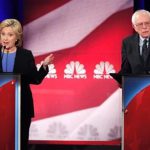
17, 47, 33, 55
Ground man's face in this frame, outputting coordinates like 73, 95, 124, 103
133, 13, 150, 38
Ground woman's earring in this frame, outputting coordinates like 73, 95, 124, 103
15, 40, 19, 45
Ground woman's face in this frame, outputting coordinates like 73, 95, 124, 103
0, 26, 17, 49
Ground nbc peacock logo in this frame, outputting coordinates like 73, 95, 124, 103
36, 62, 57, 79
93, 61, 116, 79
64, 61, 87, 79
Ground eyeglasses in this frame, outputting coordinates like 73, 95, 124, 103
135, 22, 150, 28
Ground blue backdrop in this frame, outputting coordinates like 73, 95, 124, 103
0, 0, 23, 21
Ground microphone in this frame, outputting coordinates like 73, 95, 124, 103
1, 46, 6, 59
1, 44, 6, 49
1, 45, 9, 72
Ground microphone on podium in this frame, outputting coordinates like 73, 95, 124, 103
1, 45, 5, 59
1, 45, 9, 72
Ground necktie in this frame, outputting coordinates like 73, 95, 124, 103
142, 39, 148, 62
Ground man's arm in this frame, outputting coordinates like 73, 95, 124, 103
121, 39, 132, 74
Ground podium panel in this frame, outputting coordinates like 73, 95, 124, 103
123, 75, 150, 150
0, 74, 21, 150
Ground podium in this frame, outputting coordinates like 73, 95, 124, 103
0, 74, 21, 150
122, 75, 150, 150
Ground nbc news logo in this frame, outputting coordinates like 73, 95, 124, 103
93, 61, 115, 79
64, 61, 87, 79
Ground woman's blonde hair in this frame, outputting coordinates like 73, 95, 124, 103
0, 19, 23, 47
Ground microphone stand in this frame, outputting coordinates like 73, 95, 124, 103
1, 46, 5, 60
6, 50, 9, 72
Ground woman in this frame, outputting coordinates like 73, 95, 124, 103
0, 19, 53, 150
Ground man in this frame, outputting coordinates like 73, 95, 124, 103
121, 9, 150, 74
121, 10, 150, 150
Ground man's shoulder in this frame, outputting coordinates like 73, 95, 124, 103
123, 33, 138, 42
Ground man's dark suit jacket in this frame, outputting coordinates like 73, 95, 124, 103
121, 33, 150, 74
0, 47, 48, 118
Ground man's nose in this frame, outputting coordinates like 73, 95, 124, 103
142, 23, 147, 28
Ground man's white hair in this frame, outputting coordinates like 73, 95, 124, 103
131, 9, 150, 25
